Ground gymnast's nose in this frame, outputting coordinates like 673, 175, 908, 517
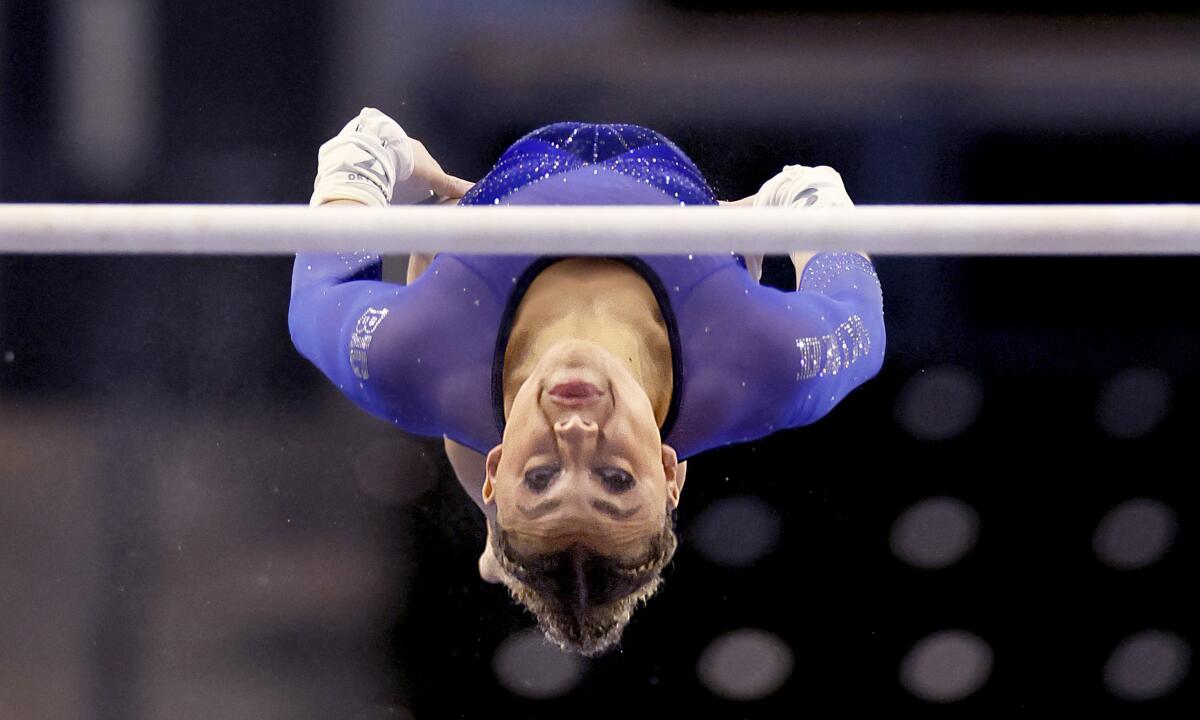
554, 414, 598, 462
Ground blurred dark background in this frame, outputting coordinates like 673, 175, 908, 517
0, 1, 1196, 717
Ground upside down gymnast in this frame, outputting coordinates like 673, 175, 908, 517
288, 108, 886, 655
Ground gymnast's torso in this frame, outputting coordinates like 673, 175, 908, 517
288, 246, 884, 460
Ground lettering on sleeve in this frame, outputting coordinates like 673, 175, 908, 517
349, 307, 390, 380
794, 315, 871, 380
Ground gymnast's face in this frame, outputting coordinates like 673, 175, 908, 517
483, 338, 685, 563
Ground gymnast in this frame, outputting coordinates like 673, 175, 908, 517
289, 108, 885, 655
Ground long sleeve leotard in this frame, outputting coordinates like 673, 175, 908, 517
289, 248, 883, 460
290, 122, 884, 460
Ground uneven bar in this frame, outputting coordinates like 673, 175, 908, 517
1, 204, 1198, 255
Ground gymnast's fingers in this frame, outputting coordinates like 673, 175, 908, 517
408, 138, 474, 199
431, 173, 474, 200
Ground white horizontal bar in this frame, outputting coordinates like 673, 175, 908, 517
1, 204, 1199, 255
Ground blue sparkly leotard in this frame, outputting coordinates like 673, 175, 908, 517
289, 123, 885, 460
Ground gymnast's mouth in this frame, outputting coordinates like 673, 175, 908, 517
547, 381, 605, 405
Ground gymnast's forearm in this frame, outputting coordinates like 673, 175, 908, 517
312, 165, 436, 283
444, 436, 494, 520
406, 198, 460, 282
313, 172, 437, 284
406, 252, 436, 284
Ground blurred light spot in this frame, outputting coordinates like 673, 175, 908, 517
56, 0, 158, 188
691, 496, 781, 568
891, 496, 980, 569
900, 630, 992, 702
1104, 630, 1191, 701
3, 351, 13, 363
353, 438, 436, 506
1097, 367, 1172, 439
895, 365, 983, 441
493, 627, 586, 699
1093, 498, 1178, 570
697, 628, 793, 700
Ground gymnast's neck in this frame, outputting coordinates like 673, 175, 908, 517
501, 258, 673, 427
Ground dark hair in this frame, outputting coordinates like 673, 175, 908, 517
487, 508, 678, 656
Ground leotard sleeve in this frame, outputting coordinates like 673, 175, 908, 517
287, 251, 450, 438
679, 250, 885, 453
743, 166, 884, 429
775, 251, 885, 427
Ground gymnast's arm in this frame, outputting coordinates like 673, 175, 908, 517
695, 241, 885, 444
400, 228, 496, 517
405, 195, 458, 283
443, 436, 493, 518
736, 166, 884, 428
290, 107, 474, 433
289, 209, 439, 436
442, 435, 504, 583
762, 250, 884, 429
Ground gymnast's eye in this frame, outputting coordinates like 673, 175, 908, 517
523, 466, 558, 493
599, 468, 635, 494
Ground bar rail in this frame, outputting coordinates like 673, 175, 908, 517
1, 204, 1198, 255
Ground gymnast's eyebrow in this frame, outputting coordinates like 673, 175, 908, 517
518, 499, 561, 519
592, 499, 642, 520
518, 499, 642, 520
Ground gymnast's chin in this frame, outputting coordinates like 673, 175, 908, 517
479, 337, 685, 657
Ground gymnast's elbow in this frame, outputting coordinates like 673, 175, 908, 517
286, 291, 318, 362
866, 310, 887, 379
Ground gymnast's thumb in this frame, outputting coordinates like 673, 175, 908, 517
432, 174, 475, 200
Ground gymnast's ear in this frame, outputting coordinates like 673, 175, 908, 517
482, 444, 503, 505
661, 445, 687, 508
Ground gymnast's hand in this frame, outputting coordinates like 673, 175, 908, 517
719, 164, 853, 208
407, 136, 474, 202
719, 164, 862, 286
310, 107, 473, 207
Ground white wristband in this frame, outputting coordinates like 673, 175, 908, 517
752, 164, 854, 209
310, 107, 416, 207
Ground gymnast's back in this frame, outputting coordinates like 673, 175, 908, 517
289, 122, 885, 460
